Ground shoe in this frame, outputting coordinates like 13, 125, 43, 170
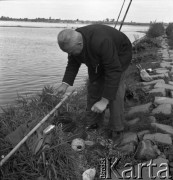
112, 131, 124, 145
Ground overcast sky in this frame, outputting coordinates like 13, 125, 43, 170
0, 0, 172, 23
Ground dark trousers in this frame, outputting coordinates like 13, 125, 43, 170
85, 72, 126, 131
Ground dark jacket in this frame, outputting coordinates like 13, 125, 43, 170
62, 24, 132, 100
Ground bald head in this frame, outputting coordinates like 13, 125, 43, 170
57, 29, 83, 55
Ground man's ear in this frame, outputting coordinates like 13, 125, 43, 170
78, 41, 83, 47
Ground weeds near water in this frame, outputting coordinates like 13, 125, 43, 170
168, 32, 173, 49
166, 23, 173, 51
132, 36, 161, 58
166, 23, 173, 37
0, 85, 87, 180
147, 22, 165, 38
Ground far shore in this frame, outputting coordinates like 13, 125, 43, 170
0, 20, 152, 28
0, 23, 149, 30
0, 19, 152, 25
0, 25, 69, 28
0, 26, 149, 31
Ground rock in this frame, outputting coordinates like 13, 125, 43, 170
149, 88, 166, 96
143, 133, 172, 145
148, 116, 157, 123
137, 130, 150, 140
154, 83, 173, 91
82, 168, 96, 180
126, 117, 140, 125
155, 69, 169, 74
163, 57, 171, 61
142, 85, 151, 91
154, 67, 168, 70
120, 132, 138, 145
154, 97, 173, 105
141, 79, 165, 86
150, 73, 169, 79
162, 55, 170, 59
152, 104, 172, 115
168, 81, 173, 85
128, 103, 152, 115
134, 139, 161, 161
117, 142, 136, 155
151, 123, 173, 135
154, 82, 166, 88
162, 51, 169, 54
171, 74, 173, 80
154, 67, 168, 71
160, 61, 173, 68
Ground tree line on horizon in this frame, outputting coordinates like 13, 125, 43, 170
0, 16, 151, 26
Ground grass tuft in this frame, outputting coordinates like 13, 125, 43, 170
146, 22, 165, 38
166, 23, 173, 37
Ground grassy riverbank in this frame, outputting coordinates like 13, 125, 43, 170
166, 23, 173, 49
0, 85, 88, 179
0, 23, 173, 180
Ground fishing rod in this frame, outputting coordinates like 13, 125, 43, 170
119, 0, 133, 31
114, 0, 126, 28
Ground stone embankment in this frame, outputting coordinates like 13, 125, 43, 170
111, 35, 173, 180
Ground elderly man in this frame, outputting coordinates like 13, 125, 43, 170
57, 24, 132, 141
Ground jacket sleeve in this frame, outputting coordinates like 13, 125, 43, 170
99, 39, 123, 100
62, 55, 81, 86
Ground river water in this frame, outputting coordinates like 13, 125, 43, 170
0, 21, 149, 107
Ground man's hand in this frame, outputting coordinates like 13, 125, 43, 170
91, 97, 109, 113
56, 83, 69, 96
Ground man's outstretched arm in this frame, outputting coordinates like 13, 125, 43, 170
57, 55, 81, 95
62, 55, 81, 86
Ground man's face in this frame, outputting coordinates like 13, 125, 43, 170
63, 43, 82, 56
